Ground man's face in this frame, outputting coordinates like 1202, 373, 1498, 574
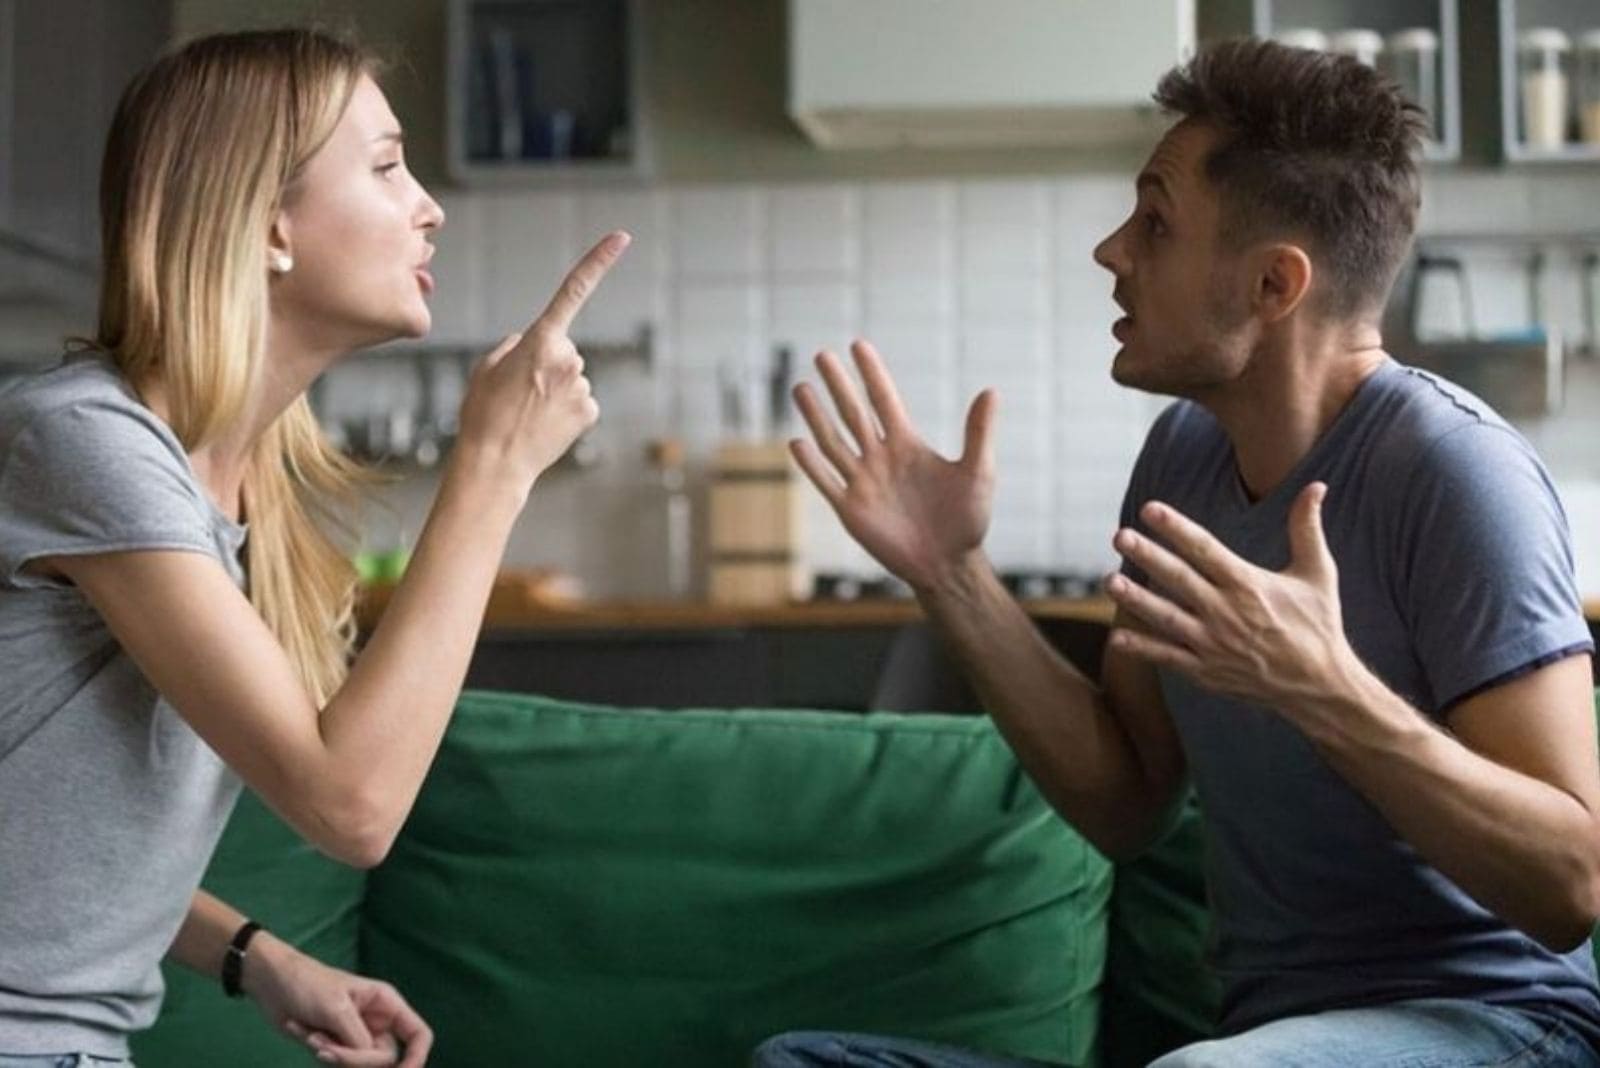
1092, 118, 1260, 398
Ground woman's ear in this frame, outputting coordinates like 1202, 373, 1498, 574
267, 215, 293, 276
1253, 243, 1314, 322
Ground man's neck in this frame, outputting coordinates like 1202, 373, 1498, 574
1197, 320, 1388, 502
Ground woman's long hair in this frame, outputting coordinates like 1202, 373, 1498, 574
94, 29, 374, 704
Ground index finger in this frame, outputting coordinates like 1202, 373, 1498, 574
395, 1016, 433, 1068
532, 230, 632, 335
1138, 500, 1251, 587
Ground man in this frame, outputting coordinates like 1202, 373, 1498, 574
755, 39, 1600, 1068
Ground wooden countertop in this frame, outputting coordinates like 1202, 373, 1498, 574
358, 581, 1600, 632
358, 580, 1115, 631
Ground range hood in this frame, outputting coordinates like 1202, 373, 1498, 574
788, 0, 1196, 150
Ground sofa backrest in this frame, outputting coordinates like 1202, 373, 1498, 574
358, 691, 1112, 1066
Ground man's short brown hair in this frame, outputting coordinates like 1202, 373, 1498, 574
1154, 38, 1428, 319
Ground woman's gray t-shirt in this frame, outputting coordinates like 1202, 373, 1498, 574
0, 355, 246, 1057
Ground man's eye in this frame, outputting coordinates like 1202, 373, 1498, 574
1144, 212, 1166, 236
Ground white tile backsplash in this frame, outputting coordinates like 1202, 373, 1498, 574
377, 169, 1600, 597
482, 192, 579, 333
424, 193, 486, 344
770, 185, 860, 277
672, 187, 766, 276
863, 182, 956, 277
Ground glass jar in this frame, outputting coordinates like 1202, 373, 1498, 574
1519, 27, 1572, 151
1578, 29, 1600, 145
1328, 28, 1384, 68
1272, 28, 1328, 53
1387, 28, 1441, 143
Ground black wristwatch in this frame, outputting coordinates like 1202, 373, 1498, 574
221, 919, 264, 998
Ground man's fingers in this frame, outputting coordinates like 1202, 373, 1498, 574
851, 339, 913, 438
1138, 500, 1252, 588
1112, 526, 1219, 613
531, 230, 631, 335
792, 381, 861, 478
789, 438, 846, 508
960, 389, 998, 473
816, 351, 881, 454
1108, 626, 1205, 676
1288, 481, 1335, 577
1105, 573, 1207, 650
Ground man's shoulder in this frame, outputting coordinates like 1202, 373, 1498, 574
1360, 362, 1521, 466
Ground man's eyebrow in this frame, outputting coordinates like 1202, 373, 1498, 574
1136, 172, 1174, 202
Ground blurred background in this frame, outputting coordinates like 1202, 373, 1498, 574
3, 0, 1598, 624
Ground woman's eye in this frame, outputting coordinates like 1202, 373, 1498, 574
376, 161, 402, 177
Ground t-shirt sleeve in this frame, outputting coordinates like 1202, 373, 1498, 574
1396, 421, 1594, 710
0, 400, 218, 589
1118, 401, 1185, 589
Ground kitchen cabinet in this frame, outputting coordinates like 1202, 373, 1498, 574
1497, 0, 1600, 162
1251, 0, 1462, 162
445, 0, 650, 186
787, 0, 1196, 150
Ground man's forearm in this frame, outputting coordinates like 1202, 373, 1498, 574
1299, 660, 1600, 951
918, 552, 1180, 858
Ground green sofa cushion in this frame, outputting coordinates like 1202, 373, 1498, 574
131, 787, 367, 1067
359, 691, 1113, 1067
1098, 795, 1218, 1067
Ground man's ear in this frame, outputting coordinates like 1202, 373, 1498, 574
1253, 243, 1314, 322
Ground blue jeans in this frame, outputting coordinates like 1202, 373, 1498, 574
0, 1057, 133, 1067
752, 999, 1600, 1067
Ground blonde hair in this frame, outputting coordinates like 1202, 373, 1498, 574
94, 29, 376, 704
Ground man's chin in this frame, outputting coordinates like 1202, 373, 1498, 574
1110, 349, 1183, 398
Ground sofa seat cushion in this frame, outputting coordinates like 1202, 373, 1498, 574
360, 691, 1112, 1067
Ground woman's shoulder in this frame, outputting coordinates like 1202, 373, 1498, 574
0, 353, 183, 464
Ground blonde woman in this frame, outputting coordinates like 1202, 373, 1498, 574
0, 28, 628, 1067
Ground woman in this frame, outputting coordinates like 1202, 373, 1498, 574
0, 28, 627, 1067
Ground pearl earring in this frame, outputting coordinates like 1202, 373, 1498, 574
269, 251, 294, 275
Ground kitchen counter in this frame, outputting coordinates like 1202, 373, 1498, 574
359, 581, 1600, 632
358, 583, 1114, 631
355, 581, 1600, 709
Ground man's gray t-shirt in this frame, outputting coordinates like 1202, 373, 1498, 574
0, 355, 246, 1056
1119, 357, 1600, 1040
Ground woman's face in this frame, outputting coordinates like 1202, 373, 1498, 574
270, 74, 444, 352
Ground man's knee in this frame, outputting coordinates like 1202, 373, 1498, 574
750, 1031, 836, 1068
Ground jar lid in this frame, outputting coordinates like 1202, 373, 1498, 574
1388, 27, 1440, 52
1328, 29, 1385, 55
1520, 27, 1573, 53
1272, 27, 1329, 51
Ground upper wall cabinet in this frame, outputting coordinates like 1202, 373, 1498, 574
446, 0, 650, 186
1252, 0, 1462, 163
787, 0, 1197, 151
1498, 0, 1600, 162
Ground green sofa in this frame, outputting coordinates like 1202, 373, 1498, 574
134, 690, 1219, 1067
